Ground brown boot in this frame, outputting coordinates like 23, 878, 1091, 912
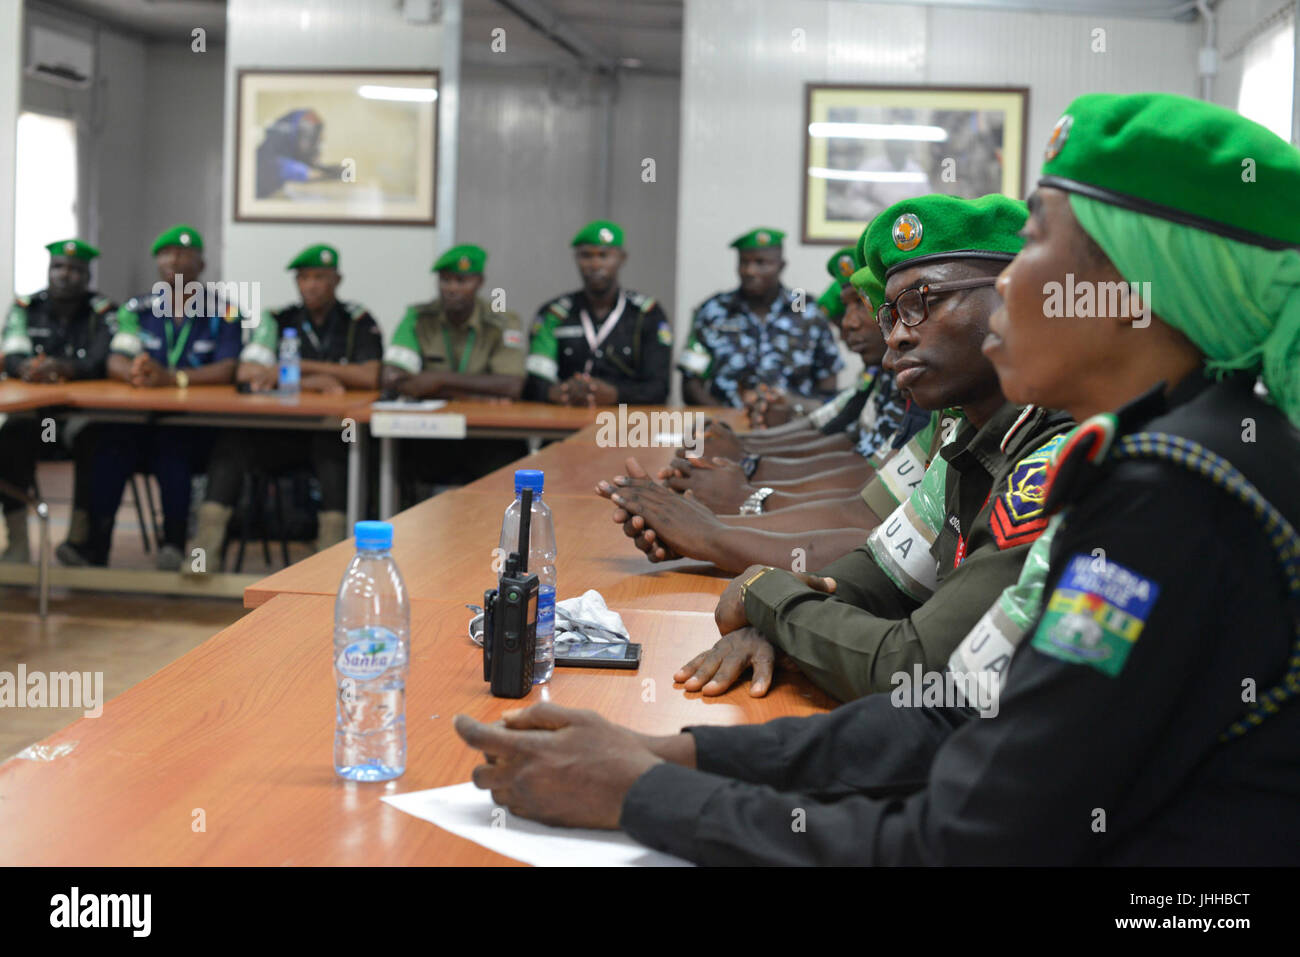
1, 511, 29, 563
182, 502, 232, 576
315, 510, 348, 552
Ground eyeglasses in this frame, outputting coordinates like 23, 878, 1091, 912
876, 277, 998, 337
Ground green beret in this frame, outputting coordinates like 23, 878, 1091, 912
1040, 92, 1300, 249
571, 220, 624, 248
731, 227, 785, 250
825, 246, 859, 285
817, 280, 846, 321
433, 243, 487, 274
860, 194, 1026, 281
287, 244, 340, 271
150, 224, 203, 256
45, 239, 99, 262
849, 266, 885, 311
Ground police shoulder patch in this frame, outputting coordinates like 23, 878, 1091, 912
989, 434, 1066, 549
90, 295, 113, 314
345, 302, 369, 321
656, 319, 672, 346
1031, 553, 1161, 677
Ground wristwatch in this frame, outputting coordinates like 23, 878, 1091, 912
175, 370, 190, 389
739, 486, 774, 516
740, 453, 762, 479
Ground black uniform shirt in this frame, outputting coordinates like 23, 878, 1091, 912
524, 289, 672, 404
242, 300, 383, 366
622, 373, 1300, 864
2, 289, 115, 379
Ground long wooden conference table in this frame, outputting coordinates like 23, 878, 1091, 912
0, 409, 837, 865
0, 381, 632, 602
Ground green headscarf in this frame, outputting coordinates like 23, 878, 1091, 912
1069, 193, 1300, 429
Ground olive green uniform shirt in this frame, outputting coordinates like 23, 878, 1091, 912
743, 402, 1075, 702
383, 297, 526, 377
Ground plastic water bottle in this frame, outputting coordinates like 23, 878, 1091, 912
334, 521, 410, 781
499, 469, 556, 683
279, 327, 301, 395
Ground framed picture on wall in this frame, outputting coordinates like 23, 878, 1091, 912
801, 84, 1028, 245
234, 69, 438, 225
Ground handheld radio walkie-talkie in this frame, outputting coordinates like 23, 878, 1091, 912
482, 488, 539, 697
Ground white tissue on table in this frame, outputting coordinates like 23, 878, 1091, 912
554, 589, 629, 646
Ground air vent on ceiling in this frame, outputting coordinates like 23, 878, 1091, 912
26, 25, 95, 89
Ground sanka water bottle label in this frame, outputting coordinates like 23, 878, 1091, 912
537, 586, 556, 632
337, 628, 399, 680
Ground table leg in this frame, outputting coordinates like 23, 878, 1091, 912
37, 501, 49, 619
347, 432, 362, 529
379, 436, 395, 519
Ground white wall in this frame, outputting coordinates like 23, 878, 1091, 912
675, 0, 1203, 370
456, 65, 681, 326
141, 41, 227, 286
0, 0, 21, 303
222, 0, 462, 332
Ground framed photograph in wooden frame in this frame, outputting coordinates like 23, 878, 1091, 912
234, 69, 438, 226
802, 84, 1028, 245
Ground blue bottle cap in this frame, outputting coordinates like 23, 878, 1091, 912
354, 520, 393, 551
514, 469, 544, 495
282, 327, 298, 337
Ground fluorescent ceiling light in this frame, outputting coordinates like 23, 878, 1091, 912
358, 85, 438, 102
808, 122, 948, 142
808, 167, 931, 183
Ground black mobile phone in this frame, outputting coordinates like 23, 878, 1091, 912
555, 640, 642, 670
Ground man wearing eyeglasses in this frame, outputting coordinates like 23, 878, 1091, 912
665, 195, 1074, 701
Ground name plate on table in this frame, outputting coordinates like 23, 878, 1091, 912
370, 411, 468, 439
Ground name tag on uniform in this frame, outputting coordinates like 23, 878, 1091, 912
193, 340, 214, 353
29, 328, 50, 338
553, 326, 585, 339
503, 329, 524, 348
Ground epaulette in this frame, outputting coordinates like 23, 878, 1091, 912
89, 294, 113, 314
344, 301, 370, 321
626, 290, 656, 313
545, 295, 573, 320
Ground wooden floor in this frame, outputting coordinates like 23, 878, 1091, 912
0, 460, 282, 760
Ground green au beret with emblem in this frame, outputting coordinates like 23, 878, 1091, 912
433, 243, 487, 274
826, 246, 859, 285
150, 224, 203, 255
817, 281, 846, 320
288, 244, 340, 270
860, 194, 1027, 280
731, 227, 785, 250
571, 220, 624, 248
45, 238, 99, 261
1040, 91, 1300, 249
849, 265, 885, 311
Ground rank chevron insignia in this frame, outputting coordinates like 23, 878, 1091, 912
989, 434, 1068, 549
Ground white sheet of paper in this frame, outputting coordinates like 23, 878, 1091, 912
369, 399, 448, 411
382, 782, 692, 867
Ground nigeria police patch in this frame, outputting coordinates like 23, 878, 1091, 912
1031, 554, 1160, 676
989, 434, 1064, 549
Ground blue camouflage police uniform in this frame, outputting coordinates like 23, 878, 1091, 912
678, 286, 843, 407
86, 291, 241, 565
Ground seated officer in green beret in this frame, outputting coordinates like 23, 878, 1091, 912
383, 244, 528, 501
381, 244, 525, 401
525, 220, 672, 406
87, 224, 240, 570
679, 227, 843, 409
188, 244, 384, 570
453, 93, 1300, 866
0, 239, 114, 563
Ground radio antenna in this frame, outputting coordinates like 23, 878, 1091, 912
517, 487, 532, 575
